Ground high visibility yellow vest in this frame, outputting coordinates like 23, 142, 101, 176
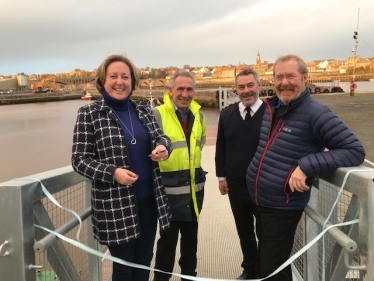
153, 92, 206, 219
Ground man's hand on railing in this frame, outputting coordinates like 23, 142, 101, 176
289, 166, 310, 192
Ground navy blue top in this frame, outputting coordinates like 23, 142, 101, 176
246, 89, 365, 210
215, 102, 266, 185
103, 91, 153, 199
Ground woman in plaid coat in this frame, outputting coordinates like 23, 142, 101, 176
72, 54, 172, 281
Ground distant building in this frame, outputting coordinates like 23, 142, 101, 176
253, 61, 269, 75
0, 78, 18, 91
221, 65, 235, 78
6, 52, 374, 87
236, 64, 254, 74
211, 67, 221, 79
0, 73, 30, 91
256, 51, 261, 65
264, 64, 274, 76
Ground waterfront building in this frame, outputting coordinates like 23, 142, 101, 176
2, 53, 374, 91
221, 65, 236, 78
236, 64, 255, 75
0, 73, 29, 91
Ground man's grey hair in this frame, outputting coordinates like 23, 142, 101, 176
169, 70, 196, 88
273, 54, 308, 76
235, 69, 261, 85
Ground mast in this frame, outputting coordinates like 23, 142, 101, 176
352, 8, 360, 83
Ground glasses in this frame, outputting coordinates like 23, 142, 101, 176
176, 87, 194, 93
274, 74, 299, 82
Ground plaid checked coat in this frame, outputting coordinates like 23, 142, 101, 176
72, 98, 172, 246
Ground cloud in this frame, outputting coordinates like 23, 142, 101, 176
0, 0, 373, 75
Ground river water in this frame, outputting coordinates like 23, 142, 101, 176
315, 81, 374, 93
2, 84, 373, 183
0, 100, 219, 183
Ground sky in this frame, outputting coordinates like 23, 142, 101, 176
1, 0, 374, 75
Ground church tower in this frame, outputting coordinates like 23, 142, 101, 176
256, 51, 261, 65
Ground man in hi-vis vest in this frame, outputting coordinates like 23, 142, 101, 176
153, 70, 207, 281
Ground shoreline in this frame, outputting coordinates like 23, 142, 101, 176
1, 89, 373, 107
0, 91, 84, 105
0, 88, 220, 107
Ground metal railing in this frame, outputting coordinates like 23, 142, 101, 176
0, 167, 102, 281
292, 165, 374, 280
0, 164, 373, 280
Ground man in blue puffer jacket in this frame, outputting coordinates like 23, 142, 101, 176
246, 54, 365, 281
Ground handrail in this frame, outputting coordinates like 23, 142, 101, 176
363, 159, 374, 168
0, 240, 9, 257
303, 205, 357, 252
33, 207, 91, 253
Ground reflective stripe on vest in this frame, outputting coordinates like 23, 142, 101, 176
165, 182, 204, 195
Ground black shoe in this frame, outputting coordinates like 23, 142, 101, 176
236, 272, 252, 280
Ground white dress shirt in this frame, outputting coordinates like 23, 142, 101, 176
238, 98, 263, 120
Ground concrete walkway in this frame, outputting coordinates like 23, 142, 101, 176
149, 145, 244, 280
103, 145, 245, 281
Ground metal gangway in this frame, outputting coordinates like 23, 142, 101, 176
217, 87, 278, 111
217, 87, 239, 111
1, 146, 374, 281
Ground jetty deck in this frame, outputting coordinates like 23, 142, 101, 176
2, 93, 374, 280
101, 124, 249, 280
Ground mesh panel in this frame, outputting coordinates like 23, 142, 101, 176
293, 180, 361, 281
34, 183, 89, 281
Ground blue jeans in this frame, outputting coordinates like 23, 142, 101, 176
108, 195, 157, 281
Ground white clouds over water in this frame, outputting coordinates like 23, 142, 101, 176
1, 0, 373, 75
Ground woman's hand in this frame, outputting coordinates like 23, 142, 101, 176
113, 168, 139, 185
149, 145, 169, 162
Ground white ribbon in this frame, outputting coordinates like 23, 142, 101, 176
16, 169, 371, 280
320, 168, 373, 281
14, 177, 82, 241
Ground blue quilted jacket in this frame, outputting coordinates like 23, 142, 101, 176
246, 89, 365, 210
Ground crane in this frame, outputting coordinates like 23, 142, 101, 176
33, 76, 56, 93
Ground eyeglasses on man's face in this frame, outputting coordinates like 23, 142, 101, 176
274, 74, 302, 82
274, 71, 307, 82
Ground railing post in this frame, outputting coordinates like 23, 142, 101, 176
0, 179, 39, 281
359, 171, 374, 280
86, 179, 102, 281
218, 87, 229, 111
318, 167, 374, 280
305, 187, 319, 280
